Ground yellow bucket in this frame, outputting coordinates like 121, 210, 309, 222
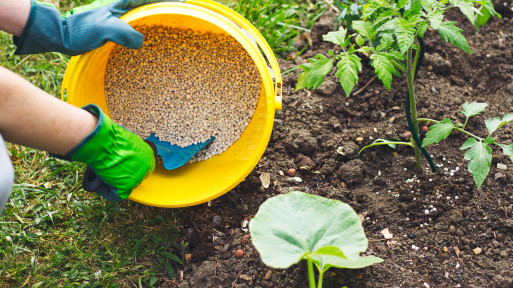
61, 0, 282, 207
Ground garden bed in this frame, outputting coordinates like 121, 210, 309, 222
174, 2, 513, 287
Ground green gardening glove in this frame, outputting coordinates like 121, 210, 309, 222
14, 0, 173, 56
60, 104, 155, 201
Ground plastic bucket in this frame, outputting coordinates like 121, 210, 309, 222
61, 0, 282, 207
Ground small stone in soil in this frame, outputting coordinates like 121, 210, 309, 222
235, 249, 244, 258
212, 215, 222, 228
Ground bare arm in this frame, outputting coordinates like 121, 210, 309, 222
0, 0, 31, 36
0, 66, 97, 155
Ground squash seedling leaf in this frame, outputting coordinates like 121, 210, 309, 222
249, 191, 370, 269
313, 254, 384, 273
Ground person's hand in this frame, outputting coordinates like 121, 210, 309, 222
13, 0, 171, 56
57, 104, 155, 201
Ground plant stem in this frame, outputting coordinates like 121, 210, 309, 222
406, 47, 422, 170
307, 257, 317, 288
417, 118, 485, 141
318, 270, 324, 288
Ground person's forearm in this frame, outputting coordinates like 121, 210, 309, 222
0, 0, 32, 36
0, 66, 97, 155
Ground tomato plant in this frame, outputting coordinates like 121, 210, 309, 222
295, 0, 507, 188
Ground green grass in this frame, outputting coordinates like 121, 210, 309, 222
0, 0, 322, 286
226, 0, 326, 57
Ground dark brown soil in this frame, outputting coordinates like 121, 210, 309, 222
174, 2, 513, 287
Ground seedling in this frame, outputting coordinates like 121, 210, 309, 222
295, 0, 502, 186
359, 102, 513, 188
249, 191, 382, 288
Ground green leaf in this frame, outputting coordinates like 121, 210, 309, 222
312, 245, 347, 258
484, 136, 495, 145
352, 20, 377, 40
485, 117, 502, 135
476, 5, 491, 27
296, 54, 333, 91
356, 34, 365, 46
451, 0, 477, 25
460, 137, 478, 150
362, 0, 382, 19
503, 113, 513, 122
397, 0, 409, 9
427, 10, 444, 29
436, 21, 470, 53
461, 140, 492, 188
249, 191, 369, 268
336, 54, 362, 97
498, 143, 513, 162
396, 19, 416, 54
370, 53, 396, 90
323, 27, 348, 46
461, 102, 487, 118
409, 0, 422, 16
417, 21, 429, 37
376, 18, 399, 33
485, 113, 513, 135
422, 118, 454, 147
313, 254, 383, 273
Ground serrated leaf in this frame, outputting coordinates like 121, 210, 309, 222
485, 117, 502, 135
462, 141, 492, 188
482, 0, 501, 18
428, 10, 444, 29
376, 18, 399, 32
362, 0, 381, 19
461, 102, 487, 118
485, 113, 513, 135
381, 34, 395, 48
460, 137, 478, 150
352, 20, 376, 40
382, 50, 405, 61
374, 11, 394, 26
451, 0, 477, 25
398, 0, 409, 9
336, 54, 362, 97
476, 5, 491, 27
436, 21, 470, 53
296, 55, 333, 91
356, 34, 365, 46
422, 119, 454, 147
370, 53, 396, 90
396, 20, 416, 54
498, 143, 513, 162
484, 136, 495, 145
323, 27, 348, 46
409, 0, 422, 15
356, 46, 372, 54
417, 21, 429, 37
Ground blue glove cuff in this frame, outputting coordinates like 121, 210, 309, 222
13, 0, 70, 55
13, 0, 144, 56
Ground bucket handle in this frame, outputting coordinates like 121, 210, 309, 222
186, 0, 282, 110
